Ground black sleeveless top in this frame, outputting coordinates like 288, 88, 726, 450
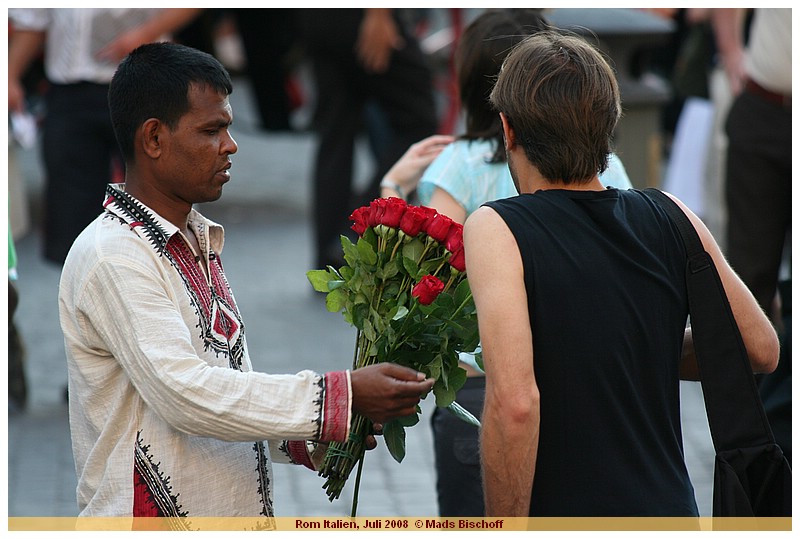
485, 188, 699, 517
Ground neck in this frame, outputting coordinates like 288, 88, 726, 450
124, 174, 192, 231
533, 176, 605, 192
509, 150, 605, 194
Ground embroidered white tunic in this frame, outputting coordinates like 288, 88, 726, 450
59, 184, 351, 521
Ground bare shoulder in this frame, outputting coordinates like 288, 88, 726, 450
464, 206, 523, 281
659, 190, 718, 252
464, 205, 511, 240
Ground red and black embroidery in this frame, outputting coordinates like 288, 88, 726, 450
166, 236, 245, 369
133, 431, 190, 525
103, 186, 170, 255
105, 185, 246, 371
253, 441, 274, 517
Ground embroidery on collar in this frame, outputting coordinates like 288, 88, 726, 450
104, 184, 171, 255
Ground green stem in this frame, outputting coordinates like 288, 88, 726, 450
352, 329, 362, 368
350, 449, 366, 517
448, 292, 473, 323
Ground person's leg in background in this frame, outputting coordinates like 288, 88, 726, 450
41, 83, 121, 265
234, 9, 299, 132
724, 90, 792, 463
724, 91, 791, 315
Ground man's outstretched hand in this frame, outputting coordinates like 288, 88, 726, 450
350, 363, 434, 423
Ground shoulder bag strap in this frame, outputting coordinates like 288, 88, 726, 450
643, 188, 775, 452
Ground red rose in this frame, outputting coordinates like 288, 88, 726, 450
425, 212, 453, 244
381, 197, 407, 228
447, 244, 466, 272
411, 275, 445, 306
444, 222, 464, 253
399, 205, 428, 237
367, 198, 388, 227
419, 205, 438, 226
349, 206, 370, 236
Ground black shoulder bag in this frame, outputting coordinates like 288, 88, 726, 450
644, 188, 791, 519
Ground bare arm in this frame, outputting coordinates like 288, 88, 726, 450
356, 8, 404, 73
710, 8, 748, 95
8, 29, 46, 113
380, 135, 455, 199
667, 193, 779, 377
428, 186, 467, 225
465, 206, 539, 516
96, 8, 204, 64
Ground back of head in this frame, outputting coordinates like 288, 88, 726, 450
456, 9, 549, 162
489, 31, 621, 183
108, 41, 233, 163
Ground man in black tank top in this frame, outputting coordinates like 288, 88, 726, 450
464, 31, 779, 518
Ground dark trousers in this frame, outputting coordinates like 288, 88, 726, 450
301, 9, 438, 268
724, 90, 792, 313
42, 82, 121, 265
234, 9, 298, 131
431, 376, 485, 517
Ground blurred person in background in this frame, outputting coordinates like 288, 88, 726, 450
711, 7, 791, 464
7, 8, 202, 266
299, 8, 438, 269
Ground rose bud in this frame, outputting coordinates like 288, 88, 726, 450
349, 206, 371, 236
381, 197, 407, 228
447, 244, 466, 272
444, 222, 464, 253
399, 205, 428, 237
411, 275, 446, 306
367, 197, 388, 227
425, 213, 453, 244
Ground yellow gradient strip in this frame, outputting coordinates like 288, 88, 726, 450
7, 516, 792, 532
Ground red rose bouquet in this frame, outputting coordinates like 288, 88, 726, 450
307, 197, 481, 515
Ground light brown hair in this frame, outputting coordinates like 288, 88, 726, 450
490, 31, 621, 183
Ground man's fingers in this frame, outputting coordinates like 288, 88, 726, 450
377, 362, 426, 381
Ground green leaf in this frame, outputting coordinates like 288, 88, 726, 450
306, 269, 334, 292
447, 401, 481, 427
434, 291, 455, 310
474, 350, 484, 371
363, 319, 377, 342
447, 365, 467, 394
339, 265, 354, 281
341, 236, 359, 265
433, 379, 456, 408
454, 279, 472, 306
383, 280, 401, 298
398, 413, 420, 427
351, 303, 369, 329
362, 226, 378, 249
357, 237, 378, 265
391, 305, 409, 321
325, 288, 347, 312
402, 237, 425, 263
427, 357, 442, 383
379, 260, 400, 280
383, 419, 406, 463
402, 256, 419, 279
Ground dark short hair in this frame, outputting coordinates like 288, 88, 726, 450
108, 41, 233, 162
456, 9, 550, 163
490, 31, 621, 183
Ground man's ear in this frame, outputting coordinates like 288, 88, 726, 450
499, 112, 516, 151
141, 118, 163, 159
